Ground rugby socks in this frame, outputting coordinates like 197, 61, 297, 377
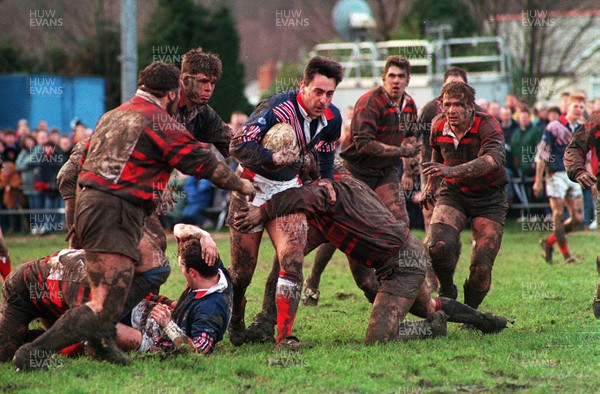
547, 232, 570, 255
276, 271, 302, 344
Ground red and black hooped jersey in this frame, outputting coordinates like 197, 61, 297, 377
22, 249, 90, 319
430, 111, 507, 195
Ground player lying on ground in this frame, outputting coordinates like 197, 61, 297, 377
233, 163, 508, 346
0, 215, 170, 363
116, 224, 232, 355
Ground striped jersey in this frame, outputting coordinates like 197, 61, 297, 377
341, 86, 418, 169
430, 111, 507, 195
230, 90, 341, 181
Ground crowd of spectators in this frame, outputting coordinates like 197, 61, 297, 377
0, 118, 92, 234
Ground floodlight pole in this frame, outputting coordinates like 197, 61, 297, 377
120, 0, 137, 102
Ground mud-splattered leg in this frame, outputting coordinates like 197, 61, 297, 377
266, 213, 307, 344
463, 217, 504, 309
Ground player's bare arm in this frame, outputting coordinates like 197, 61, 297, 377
422, 154, 498, 179
210, 161, 256, 198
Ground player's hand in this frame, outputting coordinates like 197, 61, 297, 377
421, 162, 450, 178
200, 235, 218, 266
401, 173, 413, 192
151, 303, 172, 327
272, 148, 299, 166
576, 171, 597, 189
399, 143, 419, 158
315, 179, 336, 205
532, 180, 544, 198
233, 204, 264, 233
418, 188, 436, 210
239, 178, 256, 200
155, 189, 176, 216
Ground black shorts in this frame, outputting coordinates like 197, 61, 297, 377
343, 160, 399, 190
375, 237, 426, 298
436, 182, 508, 226
75, 187, 146, 263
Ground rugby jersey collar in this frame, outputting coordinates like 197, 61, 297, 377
382, 87, 408, 112
296, 92, 329, 143
135, 89, 164, 109
192, 269, 228, 299
442, 113, 476, 148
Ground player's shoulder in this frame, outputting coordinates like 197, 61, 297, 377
431, 113, 447, 132
325, 103, 342, 122
356, 86, 385, 106
475, 111, 500, 128
267, 90, 298, 108
403, 91, 417, 106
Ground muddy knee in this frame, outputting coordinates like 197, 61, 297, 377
427, 224, 460, 270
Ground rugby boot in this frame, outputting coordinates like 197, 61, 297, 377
301, 284, 320, 306
245, 312, 275, 344
13, 305, 99, 371
274, 336, 313, 352
440, 297, 507, 333
85, 322, 131, 366
540, 238, 553, 264
396, 311, 448, 341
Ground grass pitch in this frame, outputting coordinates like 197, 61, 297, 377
0, 221, 598, 393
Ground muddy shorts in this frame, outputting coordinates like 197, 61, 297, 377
436, 182, 508, 226
546, 171, 582, 199
75, 187, 146, 263
343, 160, 399, 190
375, 237, 426, 298
226, 166, 302, 233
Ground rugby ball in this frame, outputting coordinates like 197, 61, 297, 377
261, 122, 300, 172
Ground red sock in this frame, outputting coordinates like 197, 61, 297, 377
557, 239, 569, 256
275, 272, 301, 344
433, 297, 442, 312
0, 255, 11, 280
547, 233, 557, 247
59, 343, 84, 357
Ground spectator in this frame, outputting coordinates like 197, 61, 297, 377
488, 101, 501, 121
505, 92, 518, 115
73, 123, 88, 144
559, 92, 570, 115
535, 103, 550, 132
36, 120, 48, 132
15, 135, 43, 215
509, 108, 544, 216
500, 106, 518, 144
48, 128, 61, 147
58, 135, 73, 156
548, 106, 561, 123
33, 130, 68, 234
476, 98, 488, 112
0, 161, 26, 232
1, 130, 20, 163
16, 120, 30, 142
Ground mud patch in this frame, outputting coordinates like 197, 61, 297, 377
334, 292, 359, 300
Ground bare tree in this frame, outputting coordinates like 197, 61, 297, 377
369, 0, 409, 41
496, 0, 599, 103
